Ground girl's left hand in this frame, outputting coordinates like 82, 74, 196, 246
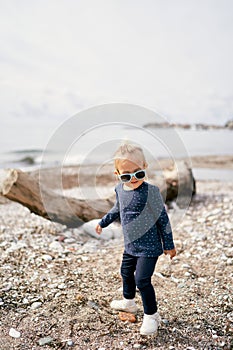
164, 248, 176, 259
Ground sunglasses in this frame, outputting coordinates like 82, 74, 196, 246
117, 169, 146, 183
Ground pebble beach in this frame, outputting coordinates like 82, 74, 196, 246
0, 162, 233, 349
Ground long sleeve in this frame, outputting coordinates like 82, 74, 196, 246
99, 190, 120, 228
149, 186, 175, 251
156, 206, 175, 250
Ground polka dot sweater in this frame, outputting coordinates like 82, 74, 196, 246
99, 182, 175, 257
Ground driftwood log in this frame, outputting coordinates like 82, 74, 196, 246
0, 161, 195, 227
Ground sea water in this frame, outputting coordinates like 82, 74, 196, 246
0, 126, 232, 180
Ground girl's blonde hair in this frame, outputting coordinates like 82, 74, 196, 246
114, 141, 147, 169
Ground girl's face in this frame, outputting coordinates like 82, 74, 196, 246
115, 159, 147, 190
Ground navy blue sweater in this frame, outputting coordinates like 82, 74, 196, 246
99, 182, 175, 257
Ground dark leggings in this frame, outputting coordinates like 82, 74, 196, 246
120, 252, 158, 315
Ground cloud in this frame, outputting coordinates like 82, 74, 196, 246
0, 0, 233, 131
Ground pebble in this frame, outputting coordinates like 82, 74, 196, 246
211, 208, 222, 215
133, 344, 141, 349
162, 319, 169, 325
197, 218, 205, 223
67, 340, 74, 346
198, 277, 207, 283
81, 256, 89, 262
64, 230, 73, 237
54, 292, 62, 298
77, 240, 100, 254
31, 301, 42, 310
87, 300, 99, 310
119, 312, 136, 323
49, 241, 63, 252
219, 342, 226, 348
154, 272, 166, 279
6, 242, 27, 253
42, 254, 53, 261
182, 263, 190, 269
170, 276, 179, 283
64, 238, 77, 244
9, 328, 21, 338
2, 283, 12, 292
38, 336, 53, 346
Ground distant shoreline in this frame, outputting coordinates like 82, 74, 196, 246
143, 120, 233, 130
157, 154, 233, 169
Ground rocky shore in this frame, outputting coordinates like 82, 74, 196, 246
0, 177, 233, 349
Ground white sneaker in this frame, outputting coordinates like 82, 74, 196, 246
110, 298, 138, 313
140, 312, 161, 335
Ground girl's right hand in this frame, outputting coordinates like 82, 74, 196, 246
95, 224, 102, 235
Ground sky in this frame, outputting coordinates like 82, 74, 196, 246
0, 0, 233, 151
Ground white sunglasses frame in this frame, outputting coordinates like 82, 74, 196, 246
117, 169, 146, 183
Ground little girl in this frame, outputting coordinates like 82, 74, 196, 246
95, 142, 176, 336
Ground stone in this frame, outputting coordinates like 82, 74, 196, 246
38, 336, 53, 346
170, 276, 180, 283
2, 283, 12, 292
49, 241, 63, 252
182, 264, 190, 269
87, 300, 99, 310
6, 242, 27, 253
77, 240, 99, 253
31, 302, 42, 310
64, 238, 76, 244
9, 328, 21, 338
76, 293, 86, 303
119, 312, 136, 323
67, 340, 74, 346
63, 230, 73, 237
42, 254, 53, 261
162, 319, 169, 325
